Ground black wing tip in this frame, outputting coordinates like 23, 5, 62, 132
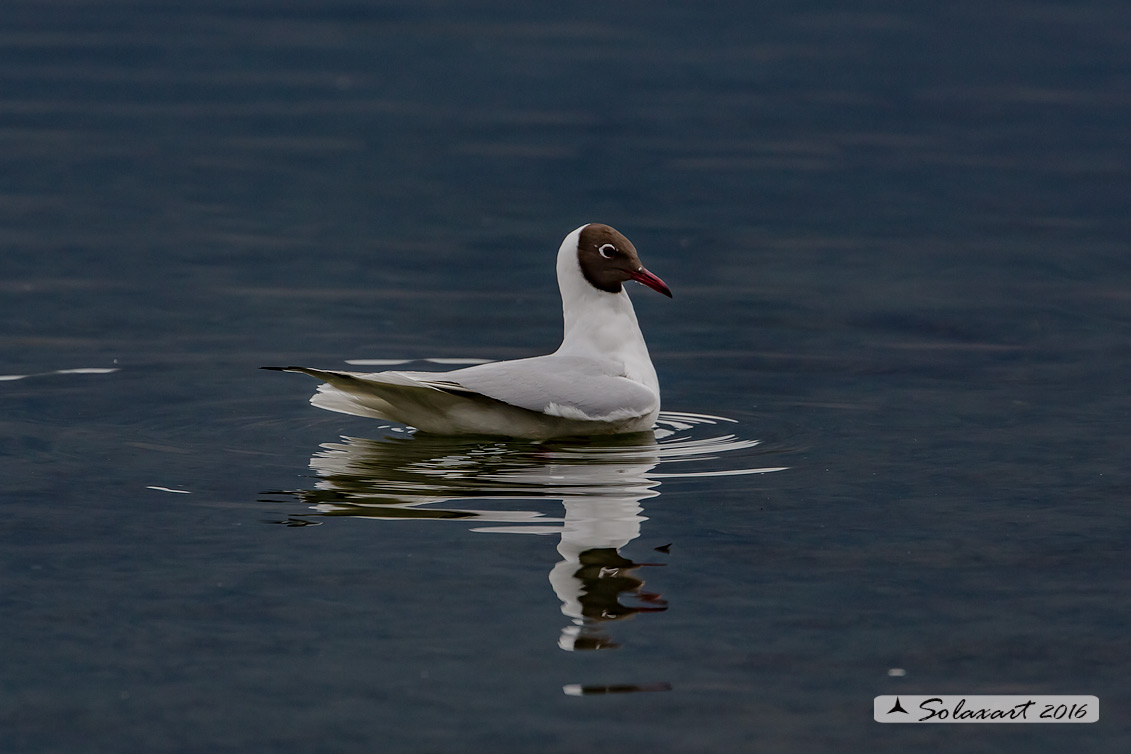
260, 366, 297, 372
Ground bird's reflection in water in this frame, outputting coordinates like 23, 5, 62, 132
270, 412, 785, 687
278, 429, 669, 652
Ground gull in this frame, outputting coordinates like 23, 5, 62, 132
264, 224, 672, 438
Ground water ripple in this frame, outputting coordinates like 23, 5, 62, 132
270, 410, 784, 523
0, 367, 118, 381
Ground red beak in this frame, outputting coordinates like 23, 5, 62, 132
629, 267, 673, 298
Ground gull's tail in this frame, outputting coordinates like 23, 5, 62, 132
261, 365, 552, 436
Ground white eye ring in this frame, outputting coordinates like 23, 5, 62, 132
598, 244, 616, 259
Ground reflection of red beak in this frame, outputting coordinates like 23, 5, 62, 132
629, 267, 673, 298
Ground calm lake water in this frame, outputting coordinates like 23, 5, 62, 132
2, 1, 1129, 752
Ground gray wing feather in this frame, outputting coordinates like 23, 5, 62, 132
268, 356, 658, 426
411, 355, 658, 421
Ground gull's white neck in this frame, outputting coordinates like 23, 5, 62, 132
553, 225, 659, 392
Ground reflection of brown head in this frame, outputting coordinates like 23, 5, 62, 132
573, 547, 668, 625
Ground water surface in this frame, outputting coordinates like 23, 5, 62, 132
2, 1, 1129, 752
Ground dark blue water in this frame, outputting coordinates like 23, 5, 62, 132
2, 1, 1129, 751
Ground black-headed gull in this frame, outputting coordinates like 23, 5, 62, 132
265, 223, 672, 438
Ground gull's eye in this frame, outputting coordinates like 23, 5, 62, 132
598, 243, 616, 259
